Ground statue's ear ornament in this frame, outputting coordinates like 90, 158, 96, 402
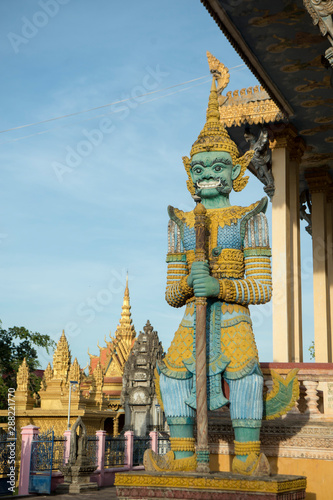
183, 156, 200, 201
232, 150, 254, 192
182, 156, 195, 197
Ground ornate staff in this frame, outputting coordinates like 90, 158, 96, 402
194, 202, 210, 473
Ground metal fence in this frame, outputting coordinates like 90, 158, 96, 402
30, 430, 54, 472
86, 436, 98, 467
51, 436, 66, 470
104, 436, 126, 467
133, 436, 151, 466
0, 432, 16, 495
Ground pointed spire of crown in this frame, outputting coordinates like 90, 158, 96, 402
190, 76, 239, 160
184, 55, 254, 194
206, 77, 221, 124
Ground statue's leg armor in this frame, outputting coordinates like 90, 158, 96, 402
227, 373, 270, 475
159, 374, 196, 459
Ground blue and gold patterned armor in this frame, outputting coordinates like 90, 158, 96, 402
158, 197, 272, 408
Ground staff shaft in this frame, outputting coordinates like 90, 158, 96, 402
194, 203, 210, 473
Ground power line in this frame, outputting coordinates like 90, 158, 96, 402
0, 64, 246, 136
0, 76, 211, 135
0, 79, 214, 145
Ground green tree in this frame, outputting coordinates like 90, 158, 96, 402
0, 321, 56, 409
308, 340, 315, 360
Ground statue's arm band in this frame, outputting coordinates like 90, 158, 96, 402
165, 256, 193, 307
218, 251, 272, 305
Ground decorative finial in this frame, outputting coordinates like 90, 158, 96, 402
115, 277, 136, 342
206, 51, 230, 93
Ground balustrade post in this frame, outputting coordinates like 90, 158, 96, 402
124, 430, 134, 469
265, 378, 273, 394
113, 415, 119, 437
18, 425, 39, 496
303, 380, 321, 415
96, 430, 106, 471
149, 430, 158, 453
63, 429, 71, 464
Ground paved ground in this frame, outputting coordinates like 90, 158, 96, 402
28, 487, 119, 500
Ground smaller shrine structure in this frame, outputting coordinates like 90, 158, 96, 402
121, 321, 165, 436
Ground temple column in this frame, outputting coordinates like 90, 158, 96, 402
327, 190, 333, 361
270, 126, 304, 361
306, 170, 332, 362
289, 142, 305, 361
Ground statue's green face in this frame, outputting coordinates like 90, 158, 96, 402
190, 151, 241, 201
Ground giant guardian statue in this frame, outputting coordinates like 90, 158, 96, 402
145, 63, 298, 476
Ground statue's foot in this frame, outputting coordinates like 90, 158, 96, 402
232, 452, 270, 477
144, 449, 196, 472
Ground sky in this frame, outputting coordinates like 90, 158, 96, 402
1, 0, 315, 370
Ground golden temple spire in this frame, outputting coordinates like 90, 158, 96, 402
115, 275, 136, 342
93, 360, 104, 390
53, 330, 71, 379
43, 362, 53, 384
17, 358, 29, 392
68, 357, 81, 384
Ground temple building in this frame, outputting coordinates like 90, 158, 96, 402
7, 277, 137, 443
201, 3, 333, 365
189, 3, 333, 498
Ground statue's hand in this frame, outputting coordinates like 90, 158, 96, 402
187, 261, 209, 287
187, 261, 219, 297
193, 275, 219, 297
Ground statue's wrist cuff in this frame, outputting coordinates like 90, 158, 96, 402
218, 279, 236, 302
179, 275, 193, 297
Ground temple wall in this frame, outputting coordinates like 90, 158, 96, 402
210, 454, 331, 500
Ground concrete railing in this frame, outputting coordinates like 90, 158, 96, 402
261, 362, 333, 418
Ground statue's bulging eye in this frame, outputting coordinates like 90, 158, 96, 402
214, 165, 223, 172
193, 167, 202, 174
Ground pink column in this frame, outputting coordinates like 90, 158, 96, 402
63, 429, 71, 464
124, 430, 134, 469
18, 425, 39, 496
96, 430, 106, 471
149, 431, 158, 453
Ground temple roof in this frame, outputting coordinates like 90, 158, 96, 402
114, 274, 136, 342
89, 275, 136, 378
201, 0, 333, 180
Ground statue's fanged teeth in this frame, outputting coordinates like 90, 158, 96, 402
197, 179, 221, 189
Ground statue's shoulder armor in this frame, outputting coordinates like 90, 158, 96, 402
168, 206, 196, 252
241, 197, 269, 248
167, 205, 184, 227
239, 197, 268, 239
